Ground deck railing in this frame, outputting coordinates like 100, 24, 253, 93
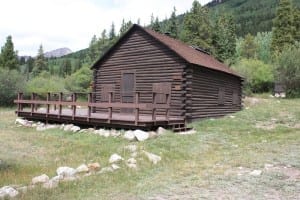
14, 92, 171, 125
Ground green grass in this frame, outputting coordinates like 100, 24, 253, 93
0, 96, 299, 199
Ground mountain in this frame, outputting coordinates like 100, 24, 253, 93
207, 0, 300, 36
44, 47, 72, 58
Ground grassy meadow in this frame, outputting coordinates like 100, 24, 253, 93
0, 96, 299, 199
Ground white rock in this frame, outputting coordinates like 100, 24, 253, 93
157, 127, 167, 135
76, 164, 89, 173
87, 162, 101, 171
126, 163, 137, 169
70, 126, 81, 132
148, 131, 157, 138
229, 115, 236, 118
143, 151, 161, 164
15, 118, 32, 127
123, 130, 135, 141
56, 166, 77, 178
36, 126, 46, 131
63, 124, 74, 131
0, 186, 19, 198
61, 176, 78, 182
133, 129, 149, 141
98, 167, 113, 174
31, 174, 49, 185
264, 164, 274, 169
111, 164, 120, 170
109, 154, 124, 163
17, 186, 27, 193
50, 175, 63, 182
110, 129, 121, 137
124, 144, 137, 152
42, 179, 59, 189
249, 170, 262, 176
127, 158, 137, 164
177, 129, 196, 135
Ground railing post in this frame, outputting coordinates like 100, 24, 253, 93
46, 92, 50, 117
135, 92, 139, 125
58, 92, 62, 118
17, 92, 23, 112
31, 93, 35, 115
54, 94, 57, 111
87, 93, 92, 121
108, 92, 112, 123
152, 92, 157, 123
72, 93, 77, 120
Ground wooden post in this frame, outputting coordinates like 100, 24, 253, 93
87, 93, 92, 121
135, 92, 139, 125
46, 92, 50, 117
17, 92, 23, 112
108, 92, 112, 123
58, 92, 62, 118
54, 94, 57, 111
152, 92, 157, 122
31, 93, 35, 116
72, 93, 77, 120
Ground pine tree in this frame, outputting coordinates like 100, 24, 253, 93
109, 22, 116, 40
32, 45, 47, 76
212, 14, 236, 62
152, 17, 161, 32
293, 8, 300, 42
0, 35, 19, 70
62, 59, 72, 77
150, 13, 155, 28
241, 34, 257, 59
271, 0, 294, 53
182, 0, 212, 51
88, 35, 98, 63
167, 7, 178, 38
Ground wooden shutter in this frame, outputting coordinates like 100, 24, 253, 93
232, 90, 238, 105
218, 87, 225, 105
101, 84, 115, 102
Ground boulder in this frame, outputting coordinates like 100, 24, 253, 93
111, 164, 120, 170
124, 144, 137, 152
157, 127, 167, 135
70, 126, 80, 132
31, 174, 49, 185
0, 186, 19, 198
249, 170, 262, 176
56, 166, 77, 178
143, 151, 161, 164
76, 164, 89, 173
109, 154, 123, 163
42, 179, 59, 189
94, 129, 110, 137
87, 162, 101, 171
15, 118, 32, 127
148, 131, 157, 138
98, 167, 114, 174
123, 130, 135, 141
177, 129, 196, 135
36, 126, 46, 131
126, 163, 137, 169
126, 158, 137, 169
133, 130, 149, 141
63, 124, 74, 131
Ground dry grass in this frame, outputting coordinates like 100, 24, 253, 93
0, 96, 299, 199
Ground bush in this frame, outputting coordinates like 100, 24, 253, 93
0, 69, 25, 106
65, 66, 92, 93
276, 44, 300, 98
232, 59, 274, 94
25, 71, 67, 95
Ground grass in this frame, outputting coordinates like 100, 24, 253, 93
0, 96, 299, 199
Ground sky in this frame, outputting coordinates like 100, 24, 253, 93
0, 0, 211, 56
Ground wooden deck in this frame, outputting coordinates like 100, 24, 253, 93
14, 92, 186, 130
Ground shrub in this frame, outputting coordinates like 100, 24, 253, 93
276, 44, 300, 98
25, 71, 67, 95
232, 59, 274, 94
65, 66, 92, 93
0, 69, 25, 106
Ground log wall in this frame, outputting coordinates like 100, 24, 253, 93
93, 29, 187, 118
187, 65, 242, 121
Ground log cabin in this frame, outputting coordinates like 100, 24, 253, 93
14, 24, 242, 131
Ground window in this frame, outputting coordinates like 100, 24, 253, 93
218, 87, 225, 105
101, 84, 115, 102
232, 90, 238, 105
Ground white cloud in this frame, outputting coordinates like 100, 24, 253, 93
0, 0, 211, 56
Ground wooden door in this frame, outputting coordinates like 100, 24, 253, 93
121, 71, 135, 113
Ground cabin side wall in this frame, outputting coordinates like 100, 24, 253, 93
187, 65, 242, 121
93, 29, 187, 119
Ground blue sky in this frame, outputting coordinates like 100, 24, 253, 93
0, 0, 211, 56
